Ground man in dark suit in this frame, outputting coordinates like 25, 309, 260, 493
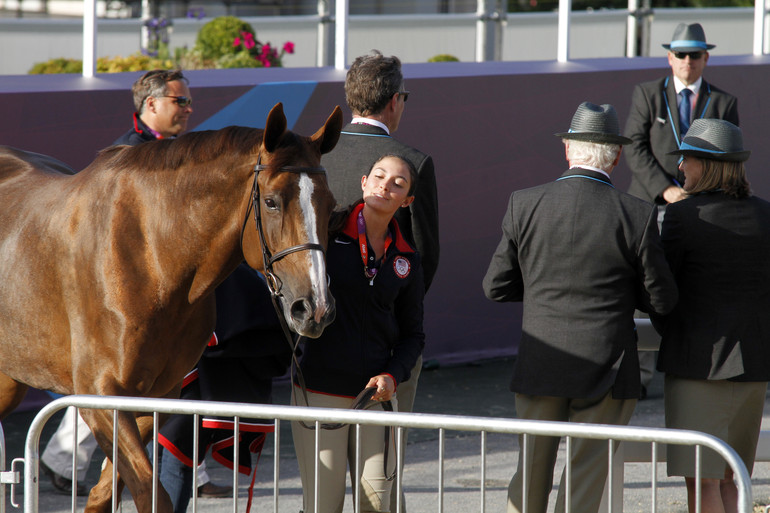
483, 102, 678, 513
624, 22, 739, 394
320, 49, 438, 511
625, 22, 739, 205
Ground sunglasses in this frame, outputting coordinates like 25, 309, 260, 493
673, 51, 704, 60
398, 91, 410, 102
164, 95, 193, 107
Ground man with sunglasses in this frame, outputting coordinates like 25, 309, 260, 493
625, 23, 739, 207
623, 23, 739, 398
113, 69, 194, 145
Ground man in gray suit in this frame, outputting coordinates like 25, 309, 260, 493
483, 102, 678, 513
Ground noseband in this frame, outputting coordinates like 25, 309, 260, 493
242, 156, 327, 296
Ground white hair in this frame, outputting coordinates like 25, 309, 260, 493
565, 139, 621, 171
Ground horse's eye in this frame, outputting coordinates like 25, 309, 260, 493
264, 198, 279, 210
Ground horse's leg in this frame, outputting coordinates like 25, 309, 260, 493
0, 371, 28, 420
81, 408, 173, 513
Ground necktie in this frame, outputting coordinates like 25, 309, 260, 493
679, 88, 693, 135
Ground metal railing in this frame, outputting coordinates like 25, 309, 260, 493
2, 394, 755, 513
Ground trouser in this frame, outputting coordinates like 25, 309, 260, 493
41, 406, 99, 482
507, 391, 636, 513
388, 354, 422, 512
291, 387, 397, 513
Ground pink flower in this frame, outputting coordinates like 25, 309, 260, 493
232, 36, 241, 47
261, 43, 272, 56
283, 41, 295, 54
241, 32, 255, 50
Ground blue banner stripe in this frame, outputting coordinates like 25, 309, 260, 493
193, 81, 318, 132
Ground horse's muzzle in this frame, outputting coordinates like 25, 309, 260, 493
287, 294, 335, 338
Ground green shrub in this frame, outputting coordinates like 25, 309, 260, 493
194, 16, 255, 61
216, 50, 263, 69
428, 54, 460, 62
28, 58, 82, 74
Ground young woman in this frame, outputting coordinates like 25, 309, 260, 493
291, 154, 426, 513
657, 118, 770, 513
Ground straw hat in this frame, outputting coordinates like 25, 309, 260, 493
555, 102, 632, 145
668, 118, 750, 162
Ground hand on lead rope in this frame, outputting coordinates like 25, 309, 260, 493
367, 374, 395, 402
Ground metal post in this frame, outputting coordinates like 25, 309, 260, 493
557, 0, 572, 62
141, 0, 150, 56
753, 0, 769, 55
475, 0, 504, 62
334, 0, 348, 70
626, 0, 639, 57
82, 0, 97, 77
317, 0, 334, 67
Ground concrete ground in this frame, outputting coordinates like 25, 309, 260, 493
2, 357, 770, 513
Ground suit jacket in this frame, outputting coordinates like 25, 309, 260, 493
321, 122, 439, 291
657, 192, 770, 382
483, 168, 678, 399
624, 76, 739, 203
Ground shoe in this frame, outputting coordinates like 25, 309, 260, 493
40, 461, 88, 496
198, 481, 232, 498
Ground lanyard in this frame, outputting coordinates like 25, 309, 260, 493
357, 210, 392, 280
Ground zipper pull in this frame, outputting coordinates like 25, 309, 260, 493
369, 277, 375, 286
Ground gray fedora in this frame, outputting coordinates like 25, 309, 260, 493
555, 102, 632, 145
662, 22, 715, 52
668, 118, 750, 162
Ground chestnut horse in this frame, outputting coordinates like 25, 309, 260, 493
0, 103, 341, 513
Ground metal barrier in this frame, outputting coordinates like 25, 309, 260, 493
4, 394, 754, 513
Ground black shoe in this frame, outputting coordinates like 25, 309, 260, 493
40, 461, 88, 496
198, 481, 232, 498
640, 385, 648, 401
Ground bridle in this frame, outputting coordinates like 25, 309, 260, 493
239, 155, 395, 480
241, 155, 328, 298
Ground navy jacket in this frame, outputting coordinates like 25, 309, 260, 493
299, 204, 425, 397
112, 113, 158, 146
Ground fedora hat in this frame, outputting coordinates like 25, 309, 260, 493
668, 118, 750, 162
662, 22, 715, 52
555, 102, 632, 145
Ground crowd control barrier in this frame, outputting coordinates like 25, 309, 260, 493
0, 394, 756, 513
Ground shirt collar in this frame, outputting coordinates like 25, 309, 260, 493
571, 164, 611, 180
351, 117, 390, 135
672, 75, 702, 96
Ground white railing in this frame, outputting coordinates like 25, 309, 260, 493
3, 394, 755, 513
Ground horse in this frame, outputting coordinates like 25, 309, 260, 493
0, 102, 342, 513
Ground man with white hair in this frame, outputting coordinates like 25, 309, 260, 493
483, 102, 678, 513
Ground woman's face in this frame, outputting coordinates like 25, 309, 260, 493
361, 156, 414, 214
679, 156, 704, 191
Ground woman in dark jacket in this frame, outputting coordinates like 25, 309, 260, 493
291, 154, 425, 513
657, 118, 770, 513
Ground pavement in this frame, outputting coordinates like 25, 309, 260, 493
2, 356, 770, 513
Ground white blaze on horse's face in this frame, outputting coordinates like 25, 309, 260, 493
297, 173, 331, 325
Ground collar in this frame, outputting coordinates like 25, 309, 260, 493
351, 117, 390, 135
341, 203, 414, 253
558, 167, 614, 187
133, 113, 163, 140
571, 164, 611, 179
672, 75, 702, 96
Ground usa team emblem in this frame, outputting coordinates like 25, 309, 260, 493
393, 257, 410, 278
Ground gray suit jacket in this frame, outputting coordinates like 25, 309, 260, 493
657, 192, 770, 382
483, 168, 678, 399
624, 76, 739, 203
321, 122, 439, 291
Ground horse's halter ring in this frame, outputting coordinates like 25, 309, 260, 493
243, 155, 328, 297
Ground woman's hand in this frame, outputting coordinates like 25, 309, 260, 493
366, 374, 395, 402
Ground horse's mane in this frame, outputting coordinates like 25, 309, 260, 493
95, 126, 269, 173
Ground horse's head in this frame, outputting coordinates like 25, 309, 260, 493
242, 103, 342, 338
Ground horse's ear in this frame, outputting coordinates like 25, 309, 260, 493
311, 105, 343, 155
263, 103, 287, 153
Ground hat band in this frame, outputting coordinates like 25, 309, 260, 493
679, 141, 731, 154
670, 40, 709, 50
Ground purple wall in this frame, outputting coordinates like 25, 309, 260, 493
2, 56, 769, 368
